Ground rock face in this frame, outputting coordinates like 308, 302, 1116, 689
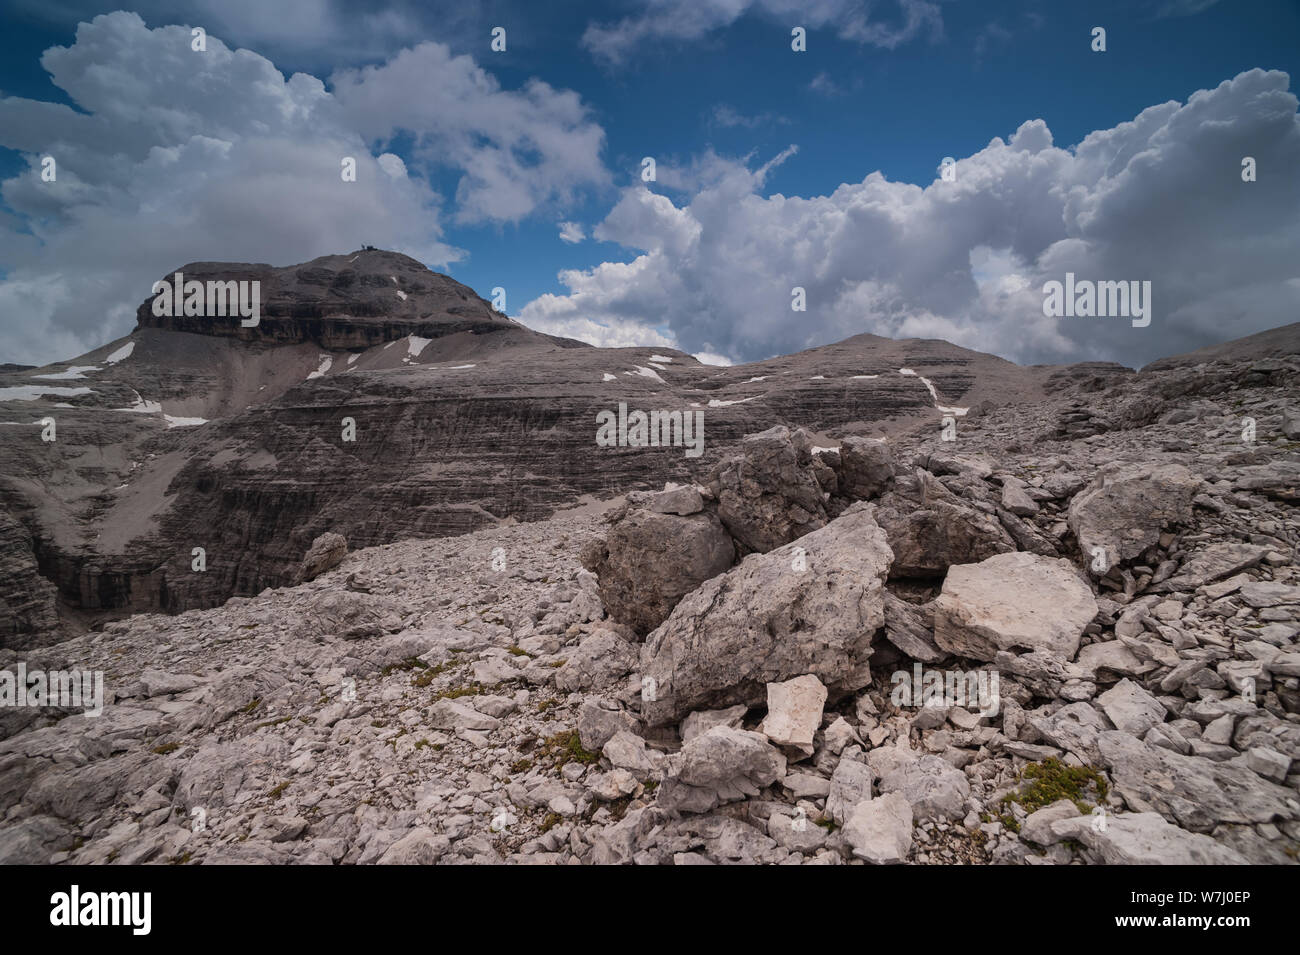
639, 504, 893, 726
1, 249, 1024, 647
704, 426, 829, 554
933, 552, 1098, 661
581, 506, 733, 637
1068, 463, 1199, 573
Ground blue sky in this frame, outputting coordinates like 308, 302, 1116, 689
1, 0, 1298, 367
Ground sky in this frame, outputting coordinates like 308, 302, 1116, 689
0, 0, 1298, 368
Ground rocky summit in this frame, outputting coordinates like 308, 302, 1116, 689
2, 251, 1299, 866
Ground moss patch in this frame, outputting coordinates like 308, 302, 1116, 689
539, 730, 600, 769
997, 757, 1109, 831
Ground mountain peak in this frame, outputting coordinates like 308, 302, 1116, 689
135, 250, 508, 348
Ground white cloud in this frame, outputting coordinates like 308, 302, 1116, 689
808, 71, 843, 97
711, 104, 787, 129
330, 43, 608, 224
559, 221, 586, 244
583, 0, 942, 66
519, 70, 1300, 368
0, 13, 607, 365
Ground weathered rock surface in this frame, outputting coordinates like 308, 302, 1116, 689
581, 506, 733, 637
843, 792, 913, 864
704, 426, 829, 554
656, 726, 786, 813
1068, 463, 1199, 573
934, 552, 1098, 661
1099, 731, 1297, 833
639, 504, 892, 726
297, 533, 348, 583
873, 470, 1015, 578
1051, 812, 1249, 865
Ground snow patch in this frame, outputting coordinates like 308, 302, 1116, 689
396, 290, 407, 300
407, 336, 433, 358
602, 373, 617, 382
307, 355, 333, 379
114, 391, 162, 414
629, 366, 664, 383
708, 395, 760, 408
164, 415, 207, 428
33, 365, 99, 380
0, 385, 93, 401
852, 375, 879, 379
809, 375, 825, 380
347, 354, 359, 365
104, 341, 135, 364
648, 354, 674, 363
898, 369, 968, 416
746, 376, 767, 383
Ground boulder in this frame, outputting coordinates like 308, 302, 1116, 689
1068, 464, 1199, 573
554, 630, 639, 693
1096, 679, 1165, 737
843, 793, 913, 864
826, 758, 875, 825
704, 425, 829, 554
297, 532, 347, 583
873, 471, 1015, 578
639, 504, 892, 726
837, 437, 895, 500
875, 753, 970, 823
581, 507, 734, 636
656, 726, 786, 813
934, 552, 1097, 662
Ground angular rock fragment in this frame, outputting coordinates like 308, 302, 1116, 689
581, 507, 734, 637
640, 504, 891, 726
934, 552, 1097, 662
704, 425, 829, 554
297, 532, 348, 583
843, 793, 912, 864
1068, 463, 1199, 573
656, 726, 786, 813
758, 674, 827, 758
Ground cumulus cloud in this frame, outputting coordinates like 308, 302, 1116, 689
520, 70, 1300, 368
330, 44, 608, 224
583, 0, 941, 66
558, 221, 586, 244
0, 13, 606, 365
5, 0, 482, 68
